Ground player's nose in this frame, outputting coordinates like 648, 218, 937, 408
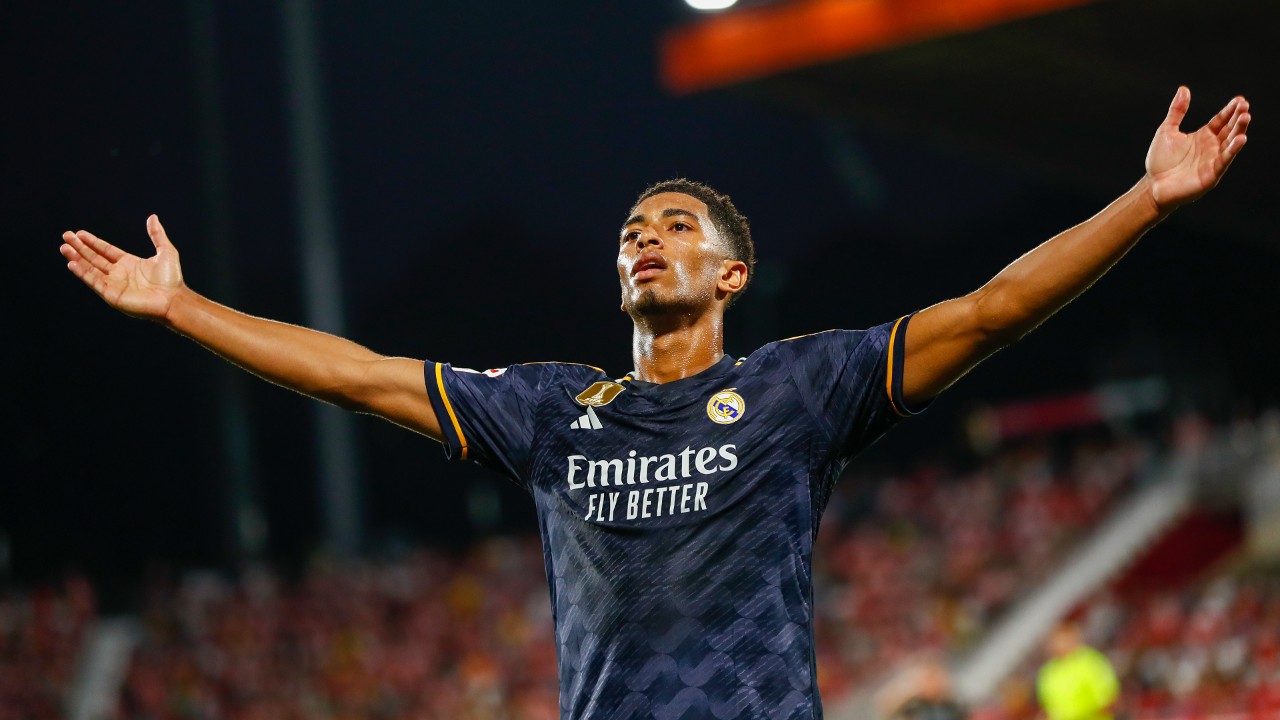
634, 228, 663, 251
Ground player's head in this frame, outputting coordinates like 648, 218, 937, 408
617, 179, 755, 320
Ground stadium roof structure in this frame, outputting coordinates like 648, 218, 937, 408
659, 0, 1276, 247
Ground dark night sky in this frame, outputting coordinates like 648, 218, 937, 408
4, 1, 1275, 594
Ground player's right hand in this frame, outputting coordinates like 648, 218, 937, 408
60, 214, 185, 322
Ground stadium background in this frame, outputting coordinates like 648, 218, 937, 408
4, 1, 1279, 718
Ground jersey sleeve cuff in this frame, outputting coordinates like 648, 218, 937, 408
885, 313, 931, 418
424, 361, 470, 461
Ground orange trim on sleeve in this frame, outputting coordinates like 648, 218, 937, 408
435, 362, 469, 460
885, 316, 910, 418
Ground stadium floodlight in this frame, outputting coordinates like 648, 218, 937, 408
685, 0, 738, 10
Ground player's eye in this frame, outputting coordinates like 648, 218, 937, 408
672, 222, 690, 232
622, 230, 640, 243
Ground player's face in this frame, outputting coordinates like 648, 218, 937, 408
617, 192, 732, 317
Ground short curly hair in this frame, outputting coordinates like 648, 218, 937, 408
633, 178, 756, 306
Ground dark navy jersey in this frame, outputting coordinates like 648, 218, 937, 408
424, 315, 925, 720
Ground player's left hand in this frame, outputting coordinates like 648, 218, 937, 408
1146, 86, 1250, 212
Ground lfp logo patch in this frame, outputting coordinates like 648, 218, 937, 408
706, 390, 745, 425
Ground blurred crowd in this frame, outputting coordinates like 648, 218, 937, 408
12, 418, 1280, 720
118, 541, 559, 720
0, 575, 95, 720
812, 433, 1149, 699
975, 574, 1280, 720
1085, 571, 1280, 717
1096, 574, 1280, 717
103, 431, 1149, 720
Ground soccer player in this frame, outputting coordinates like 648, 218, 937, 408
60, 87, 1247, 718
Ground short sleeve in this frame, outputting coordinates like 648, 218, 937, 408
786, 313, 929, 460
423, 361, 561, 485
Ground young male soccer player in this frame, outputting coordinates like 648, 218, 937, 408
60, 88, 1248, 718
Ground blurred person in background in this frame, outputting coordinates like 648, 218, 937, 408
886, 659, 968, 720
58, 87, 1248, 719
1037, 621, 1120, 720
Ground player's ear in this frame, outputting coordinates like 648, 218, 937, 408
717, 259, 747, 298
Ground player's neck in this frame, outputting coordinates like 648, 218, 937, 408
629, 311, 725, 384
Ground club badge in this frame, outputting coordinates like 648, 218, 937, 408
706, 389, 745, 425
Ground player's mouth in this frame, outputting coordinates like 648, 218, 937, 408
631, 252, 668, 281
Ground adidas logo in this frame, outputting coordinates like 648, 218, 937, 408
570, 405, 603, 430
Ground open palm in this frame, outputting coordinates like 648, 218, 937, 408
60, 215, 185, 321
1147, 86, 1250, 211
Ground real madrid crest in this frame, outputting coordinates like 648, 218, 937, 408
706, 389, 745, 425
575, 381, 626, 407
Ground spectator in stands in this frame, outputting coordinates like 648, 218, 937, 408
888, 660, 968, 720
1037, 620, 1119, 720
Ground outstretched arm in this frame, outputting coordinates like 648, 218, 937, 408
60, 215, 443, 439
900, 87, 1250, 408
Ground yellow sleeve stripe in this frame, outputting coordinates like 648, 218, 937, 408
434, 362, 469, 460
524, 361, 605, 373
779, 329, 838, 343
885, 316, 911, 418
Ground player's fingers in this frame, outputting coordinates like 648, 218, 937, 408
1163, 86, 1191, 128
65, 256, 90, 282
66, 258, 111, 298
1206, 96, 1242, 136
75, 230, 126, 262
147, 214, 175, 252
1209, 103, 1235, 142
59, 240, 88, 266
65, 232, 115, 274
1224, 112, 1250, 148
1216, 100, 1247, 142
59, 242, 79, 268
1221, 132, 1247, 167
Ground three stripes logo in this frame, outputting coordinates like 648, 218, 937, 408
570, 405, 603, 430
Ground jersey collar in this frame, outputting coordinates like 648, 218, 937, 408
620, 353, 738, 391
